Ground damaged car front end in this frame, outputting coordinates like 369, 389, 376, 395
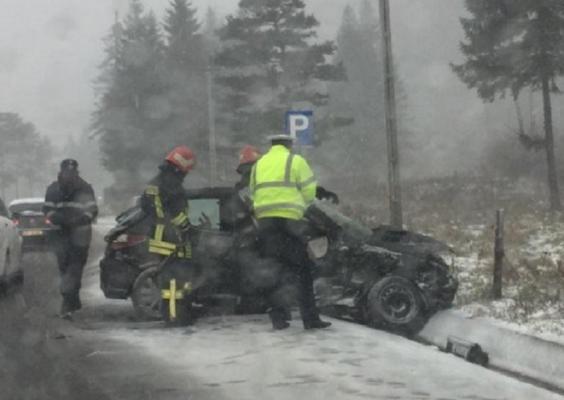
307, 201, 458, 335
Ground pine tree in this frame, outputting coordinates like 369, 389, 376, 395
162, 0, 208, 153
323, 4, 386, 183
214, 0, 344, 143
452, 0, 564, 211
0, 113, 54, 198
93, 0, 168, 186
203, 7, 221, 56
163, 0, 201, 69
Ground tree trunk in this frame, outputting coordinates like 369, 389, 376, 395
541, 74, 562, 211
512, 92, 525, 137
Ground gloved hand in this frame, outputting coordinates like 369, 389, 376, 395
48, 212, 65, 226
72, 213, 92, 226
197, 213, 212, 229
316, 186, 340, 205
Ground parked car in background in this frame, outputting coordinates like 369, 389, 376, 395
0, 196, 23, 289
8, 198, 58, 253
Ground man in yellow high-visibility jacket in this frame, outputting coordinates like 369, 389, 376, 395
250, 134, 331, 330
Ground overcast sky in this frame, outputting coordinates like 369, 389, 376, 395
0, 0, 510, 171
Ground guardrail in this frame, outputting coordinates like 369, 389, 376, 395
418, 310, 564, 394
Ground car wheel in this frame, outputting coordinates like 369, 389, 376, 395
131, 267, 162, 321
366, 276, 427, 336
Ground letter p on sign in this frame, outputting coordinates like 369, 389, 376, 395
286, 110, 314, 147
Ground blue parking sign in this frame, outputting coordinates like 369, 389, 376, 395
286, 110, 314, 146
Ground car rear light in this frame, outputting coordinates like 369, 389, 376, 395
110, 234, 146, 250
12, 218, 19, 226
45, 217, 52, 225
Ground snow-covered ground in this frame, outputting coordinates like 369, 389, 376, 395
436, 218, 564, 345
80, 251, 562, 400
88, 312, 564, 400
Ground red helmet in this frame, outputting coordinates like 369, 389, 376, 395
238, 145, 261, 168
165, 145, 196, 174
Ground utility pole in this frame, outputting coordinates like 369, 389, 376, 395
493, 209, 505, 299
379, 0, 403, 229
206, 66, 218, 186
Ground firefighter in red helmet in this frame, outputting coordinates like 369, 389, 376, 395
236, 145, 261, 191
139, 146, 199, 324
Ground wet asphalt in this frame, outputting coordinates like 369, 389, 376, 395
0, 231, 208, 400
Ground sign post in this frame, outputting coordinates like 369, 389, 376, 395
286, 110, 314, 147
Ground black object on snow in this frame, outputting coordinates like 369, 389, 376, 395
445, 336, 489, 366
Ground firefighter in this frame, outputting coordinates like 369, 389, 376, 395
44, 159, 98, 318
140, 145, 198, 324
250, 134, 331, 330
224, 145, 262, 231
236, 145, 262, 192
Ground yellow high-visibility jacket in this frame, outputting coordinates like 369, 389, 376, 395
250, 145, 317, 220
143, 185, 192, 259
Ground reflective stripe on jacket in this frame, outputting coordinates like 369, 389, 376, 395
144, 185, 192, 259
250, 145, 317, 220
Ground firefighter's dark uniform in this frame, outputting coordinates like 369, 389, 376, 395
140, 175, 194, 321
251, 144, 330, 330
224, 165, 255, 234
44, 173, 98, 313
222, 166, 280, 313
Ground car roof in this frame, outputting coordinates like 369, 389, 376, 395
186, 186, 235, 200
9, 197, 45, 207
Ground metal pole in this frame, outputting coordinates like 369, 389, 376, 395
493, 209, 505, 299
379, 0, 403, 229
206, 67, 218, 186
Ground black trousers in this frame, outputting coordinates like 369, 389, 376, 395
52, 227, 91, 298
158, 258, 196, 291
257, 218, 320, 323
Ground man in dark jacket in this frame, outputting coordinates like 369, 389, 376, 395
44, 159, 98, 318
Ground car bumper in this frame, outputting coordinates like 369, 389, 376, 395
19, 231, 54, 252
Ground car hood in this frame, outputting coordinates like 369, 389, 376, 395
307, 201, 451, 256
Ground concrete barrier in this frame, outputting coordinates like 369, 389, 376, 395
418, 310, 564, 391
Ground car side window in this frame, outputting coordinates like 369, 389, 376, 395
0, 198, 8, 218
188, 199, 221, 230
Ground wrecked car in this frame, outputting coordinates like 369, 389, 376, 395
100, 187, 458, 334
306, 201, 458, 334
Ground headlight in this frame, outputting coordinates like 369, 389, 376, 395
307, 237, 329, 259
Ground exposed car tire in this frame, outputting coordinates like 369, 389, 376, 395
366, 276, 427, 336
131, 267, 162, 321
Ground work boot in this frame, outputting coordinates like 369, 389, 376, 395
282, 308, 292, 321
303, 319, 332, 330
269, 309, 290, 330
59, 297, 74, 320
272, 320, 290, 330
71, 294, 82, 312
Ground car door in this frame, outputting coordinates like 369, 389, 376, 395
189, 197, 234, 259
0, 197, 21, 278
0, 197, 9, 277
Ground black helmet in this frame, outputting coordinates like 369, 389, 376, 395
60, 159, 79, 172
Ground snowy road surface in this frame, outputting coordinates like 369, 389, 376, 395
1, 227, 563, 399
85, 312, 564, 400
